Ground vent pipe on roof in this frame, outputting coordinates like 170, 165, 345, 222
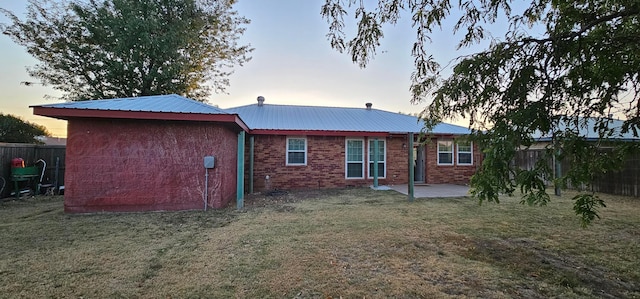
257, 96, 265, 107
365, 102, 372, 110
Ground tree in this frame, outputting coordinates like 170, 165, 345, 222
1, 0, 252, 102
0, 114, 50, 144
322, 0, 640, 226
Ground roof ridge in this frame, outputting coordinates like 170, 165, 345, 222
225, 101, 471, 134
92, 94, 168, 101
167, 94, 230, 114
167, 94, 204, 106
227, 102, 415, 114
106, 94, 229, 114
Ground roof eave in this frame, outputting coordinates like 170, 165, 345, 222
249, 129, 472, 137
33, 106, 249, 132
250, 129, 390, 137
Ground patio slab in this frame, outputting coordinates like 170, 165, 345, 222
388, 184, 470, 198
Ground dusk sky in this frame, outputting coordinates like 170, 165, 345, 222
1, 0, 480, 137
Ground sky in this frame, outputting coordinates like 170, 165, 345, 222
0, 0, 476, 137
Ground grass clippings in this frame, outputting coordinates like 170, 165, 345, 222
0, 188, 638, 298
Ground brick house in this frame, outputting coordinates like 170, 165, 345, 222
33, 95, 480, 212
227, 97, 481, 192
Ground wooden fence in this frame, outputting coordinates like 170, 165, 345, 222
0, 143, 66, 198
515, 149, 640, 197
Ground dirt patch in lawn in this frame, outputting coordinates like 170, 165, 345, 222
460, 237, 638, 298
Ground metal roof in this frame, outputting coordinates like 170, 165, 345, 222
32, 94, 250, 131
226, 103, 471, 134
34, 94, 230, 115
32, 95, 471, 134
532, 117, 640, 141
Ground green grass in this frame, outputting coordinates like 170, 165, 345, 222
1, 189, 638, 298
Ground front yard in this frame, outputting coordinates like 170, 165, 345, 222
1, 188, 638, 298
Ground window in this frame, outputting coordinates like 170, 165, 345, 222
457, 141, 473, 165
437, 140, 454, 165
286, 137, 306, 165
346, 139, 364, 178
368, 139, 386, 178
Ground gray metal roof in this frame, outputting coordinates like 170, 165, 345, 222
33, 95, 471, 134
35, 94, 230, 115
226, 103, 471, 134
532, 117, 640, 141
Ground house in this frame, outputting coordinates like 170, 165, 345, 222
227, 97, 481, 192
35, 136, 67, 146
32, 95, 480, 213
518, 117, 640, 197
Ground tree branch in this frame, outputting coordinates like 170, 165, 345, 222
520, 5, 640, 44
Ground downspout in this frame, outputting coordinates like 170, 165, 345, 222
408, 133, 415, 202
237, 131, 245, 209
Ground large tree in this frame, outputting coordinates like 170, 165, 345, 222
1, 0, 252, 101
0, 114, 50, 144
322, 0, 640, 226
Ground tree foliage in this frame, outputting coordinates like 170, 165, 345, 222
322, 0, 640, 226
0, 114, 50, 144
1, 0, 252, 101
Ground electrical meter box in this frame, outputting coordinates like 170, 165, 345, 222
204, 156, 215, 169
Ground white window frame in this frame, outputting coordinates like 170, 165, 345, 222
457, 141, 473, 165
345, 138, 365, 179
286, 137, 307, 166
368, 139, 386, 179
437, 140, 454, 165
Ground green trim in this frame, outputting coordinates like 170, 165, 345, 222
237, 131, 245, 209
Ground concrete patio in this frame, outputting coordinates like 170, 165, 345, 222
386, 184, 470, 198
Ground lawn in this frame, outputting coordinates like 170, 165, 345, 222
0, 188, 638, 298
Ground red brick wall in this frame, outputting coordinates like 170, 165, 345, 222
64, 119, 238, 213
424, 138, 482, 184
386, 136, 411, 184
248, 135, 411, 192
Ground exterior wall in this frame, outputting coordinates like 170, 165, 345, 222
386, 136, 411, 185
424, 138, 482, 184
248, 135, 411, 192
64, 119, 238, 213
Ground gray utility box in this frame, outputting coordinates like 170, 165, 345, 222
204, 156, 215, 169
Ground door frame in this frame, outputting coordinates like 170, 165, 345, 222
414, 144, 426, 183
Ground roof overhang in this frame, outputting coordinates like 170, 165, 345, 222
250, 129, 391, 137
32, 106, 249, 132
248, 129, 467, 137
